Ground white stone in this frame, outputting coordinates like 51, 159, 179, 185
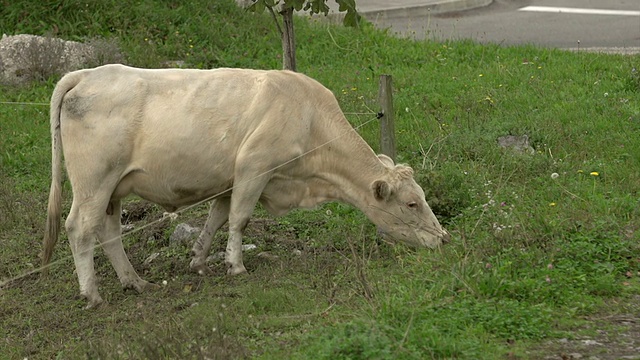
242, 244, 257, 251
144, 252, 160, 265
582, 339, 603, 346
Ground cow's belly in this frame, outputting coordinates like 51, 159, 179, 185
112, 116, 238, 210
113, 164, 233, 212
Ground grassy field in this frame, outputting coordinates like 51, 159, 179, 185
1, 0, 640, 359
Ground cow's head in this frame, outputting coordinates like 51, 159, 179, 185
368, 155, 450, 248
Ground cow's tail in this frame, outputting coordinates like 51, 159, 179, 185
41, 70, 86, 273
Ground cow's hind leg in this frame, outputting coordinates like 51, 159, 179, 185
190, 197, 230, 275
66, 200, 105, 308
100, 199, 156, 293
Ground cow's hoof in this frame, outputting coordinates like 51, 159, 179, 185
226, 264, 247, 276
123, 279, 158, 293
143, 282, 161, 291
192, 264, 213, 276
190, 259, 213, 275
84, 296, 104, 310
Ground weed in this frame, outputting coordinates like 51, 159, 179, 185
16, 34, 66, 83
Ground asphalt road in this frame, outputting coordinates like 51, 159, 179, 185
370, 0, 640, 52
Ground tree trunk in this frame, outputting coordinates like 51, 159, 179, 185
281, 7, 296, 71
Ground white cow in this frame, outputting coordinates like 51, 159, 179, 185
42, 64, 450, 308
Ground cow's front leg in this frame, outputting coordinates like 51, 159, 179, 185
190, 198, 230, 275
225, 171, 270, 275
225, 223, 248, 275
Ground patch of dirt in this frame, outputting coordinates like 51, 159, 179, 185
122, 200, 159, 224
527, 295, 640, 360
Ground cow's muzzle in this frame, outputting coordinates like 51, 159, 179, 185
440, 230, 451, 244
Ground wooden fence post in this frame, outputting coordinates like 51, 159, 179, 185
378, 74, 396, 161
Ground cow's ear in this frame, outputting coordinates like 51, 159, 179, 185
377, 154, 395, 168
372, 180, 392, 201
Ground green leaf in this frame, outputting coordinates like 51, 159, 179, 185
248, 0, 266, 13
336, 0, 361, 27
336, 0, 356, 12
284, 0, 305, 11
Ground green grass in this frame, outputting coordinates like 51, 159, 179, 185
1, 0, 640, 359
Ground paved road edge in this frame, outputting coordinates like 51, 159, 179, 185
566, 47, 640, 55
317, 0, 493, 24
360, 0, 493, 19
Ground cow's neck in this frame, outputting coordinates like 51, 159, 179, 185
260, 121, 386, 217
312, 127, 386, 213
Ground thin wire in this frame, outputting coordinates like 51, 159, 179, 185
0, 101, 49, 106
343, 112, 377, 115
0, 102, 377, 114
0, 101, 375, 114
0, 113, 381, 288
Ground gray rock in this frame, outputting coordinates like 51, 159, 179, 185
206, 252, 226, 263
497, 134, 535, 155
0, 34, 123, 85
1, 34, 87, 85
169, 223, 201, 246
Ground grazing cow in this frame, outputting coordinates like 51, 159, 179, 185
42, 64, 450, 308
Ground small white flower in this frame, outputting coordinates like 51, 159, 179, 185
162, 280, 168, 286
604, 92, 609, 97
551, 172, 559, 179
405, 107, 409, 113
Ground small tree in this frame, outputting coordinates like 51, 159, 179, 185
246, 0, 360, 71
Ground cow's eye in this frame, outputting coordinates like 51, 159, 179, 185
407, 201, 418, 209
